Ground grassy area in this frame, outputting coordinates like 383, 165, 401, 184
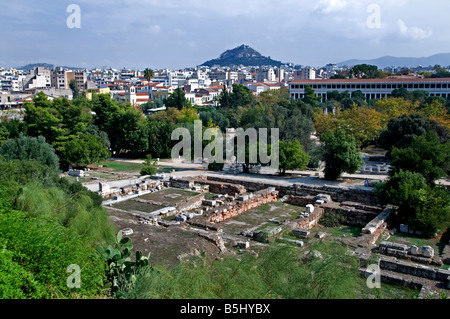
357, 278, 420, 299
385, 232, 440, 248
218, 203, 306, 237
112, 200, 165, 213
138, 188, 200, 203
97, 161, 143, 172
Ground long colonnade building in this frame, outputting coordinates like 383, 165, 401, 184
289, 77, 450, 101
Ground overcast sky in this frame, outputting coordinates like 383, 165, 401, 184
1, 0, 449, 70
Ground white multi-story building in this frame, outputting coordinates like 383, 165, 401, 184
246, 82, 281, 95
208, 69, 229, 82
23, 67, 51, 91
52, 67, 68, 89
289, 77, 450, 101
168, 71, 187, 87
255, 68, 276, 82
294, 67, 316, 80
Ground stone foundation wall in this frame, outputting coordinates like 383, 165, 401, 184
170, 178, 194, 189
194, 177, 247, 195
355, 205, 395, 246
206, 188, 279, 223
205, 176, 379, 205
380, 257, 450, 284
177, 193, 205, 211
282, 206, 325, 231
287, 195, 381, 227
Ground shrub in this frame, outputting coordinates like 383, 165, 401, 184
208, 161, 224, 171
320, 209, 348, 227
0, 208, 107, 298
116, 242, 360, 299
0, 135, 59, 171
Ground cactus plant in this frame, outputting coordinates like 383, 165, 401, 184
98, 230, 151, 294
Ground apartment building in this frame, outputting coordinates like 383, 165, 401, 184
23, 66, 51, 91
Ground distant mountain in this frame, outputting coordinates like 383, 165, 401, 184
201, 44, 284, 67
16, 63, 85, 71
337, 53, 450, 69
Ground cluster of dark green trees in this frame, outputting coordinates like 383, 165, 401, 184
377, 118, 450, 237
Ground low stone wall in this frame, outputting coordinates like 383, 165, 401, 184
374, 241, 443, 267
282, 206, 325, 231
359, 205, 395, 245
322, 205, 380, 227
177, 193, 205, 211
380, 257, 450, 285
205, 176, 380, 205
100, 180, 160, 199
170, 178, 194, 189
206, 188, 279, 223
193, 176, 246, 195
360, 268, 423, 290
287, 195, 381, 227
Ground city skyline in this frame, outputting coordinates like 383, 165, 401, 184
1, 0, 450, 69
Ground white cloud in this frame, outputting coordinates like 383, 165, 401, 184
315, 0, 348, 13
148, 24, 161, 34
397, 19, 432, 40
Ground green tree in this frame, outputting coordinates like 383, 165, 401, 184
69, 79, 80, 99
143, 68, 154, 82
23, 92, 68, 145
140, 155, 157, 176
164, 88, 192, 110
278, 140, 310, 175
218, 84, 254, 108
391, 87, 411, 99
303, 85, 320, 106
108, 108, 149, 156
322, 130, 364, 181
377, 170, 450, 237
350, 64, 383, 79
147, 119, 176, 159
0, 135, 59, 171
231, 84, 253, 108
379, 113, 449, 152
390, 131, 450, 185
63, 133, 110, 167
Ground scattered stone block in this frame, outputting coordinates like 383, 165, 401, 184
316, 232, 327, 239
121, 228, 133, 236
306, 204, 314, 214
203, 200, 216, 206
293, 228, 310, 238
308, 250, 323, 259
417, 264, 436, 280
174, 215, 187, 222
436, 269, 450, 282
391, 243, 408, 251
315, 194, 331, 203
410, 245, 420, 256
422, 246, 435, 258
234, 241, 250, 249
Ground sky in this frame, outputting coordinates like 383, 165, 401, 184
1, 0, 449, 70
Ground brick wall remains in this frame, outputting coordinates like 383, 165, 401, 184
206, 188, 279, 223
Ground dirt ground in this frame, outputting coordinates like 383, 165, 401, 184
107, 207, 221, 268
